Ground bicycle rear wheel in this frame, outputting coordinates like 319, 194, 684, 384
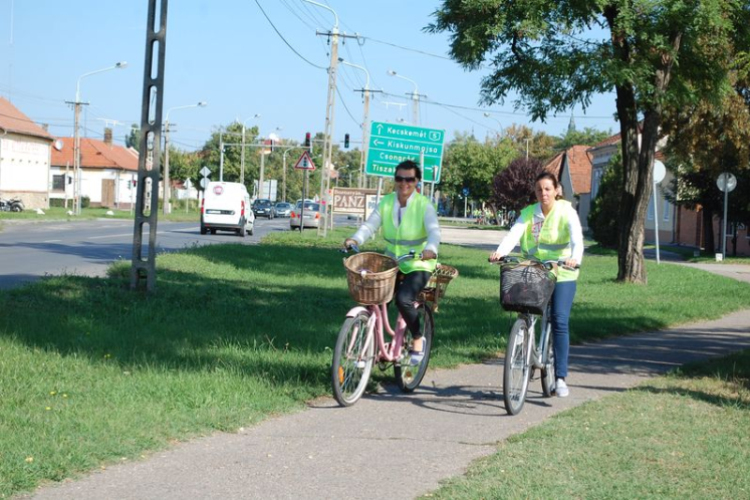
540, 319, 556, 397
395, 303, 434, 393
332, 312, 374, 407
503, 318, 532, 415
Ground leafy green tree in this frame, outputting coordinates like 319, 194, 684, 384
440, 132, 517, 208
662, 53, 750, 254
428, 0, 750, 283
589, 151, 623, 249
556, 127, 612, 151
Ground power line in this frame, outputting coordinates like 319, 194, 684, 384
254, 0, 327, 70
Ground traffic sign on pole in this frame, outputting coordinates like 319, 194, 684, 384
366, 121, 445, 182
294, 151, 316, 170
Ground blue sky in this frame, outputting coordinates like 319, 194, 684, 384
0, 0, 619, 152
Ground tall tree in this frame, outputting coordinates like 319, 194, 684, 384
428, 0, 750, 283
125, 124, 141, 152
662, 53, 750, 254
440, 132, 518, 206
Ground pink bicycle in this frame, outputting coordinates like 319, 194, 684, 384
332, 247, 457, 407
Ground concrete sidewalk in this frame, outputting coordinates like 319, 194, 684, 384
24, 229, 750, 500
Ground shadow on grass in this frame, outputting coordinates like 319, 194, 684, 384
631, 384, 750, 411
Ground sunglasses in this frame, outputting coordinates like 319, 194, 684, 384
394, 175, 417, 183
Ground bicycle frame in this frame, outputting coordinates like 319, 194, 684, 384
519, 305, 553, 375
345, 301, 411, 364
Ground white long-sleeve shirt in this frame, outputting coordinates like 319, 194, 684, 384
495, 202, 584, 263
350, 191, 440, 255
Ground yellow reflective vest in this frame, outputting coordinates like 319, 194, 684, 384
519, 200, 579, 282
380, 192, 437, 274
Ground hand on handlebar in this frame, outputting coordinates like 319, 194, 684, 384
488, 252, 505, 263
342, 239, 360, 253
422, 249, 437, 261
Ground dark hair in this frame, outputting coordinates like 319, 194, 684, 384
395, 160, 421, 180
535, 171, 563, 200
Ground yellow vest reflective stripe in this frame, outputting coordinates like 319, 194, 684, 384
380, 193, 437, 274
520, 200, 579, 282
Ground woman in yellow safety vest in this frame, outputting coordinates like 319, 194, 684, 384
489, 171, 583, 398
344, 160, 441, 365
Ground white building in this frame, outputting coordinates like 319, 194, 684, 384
0, 97, 55, 209
50, 129, 145, 210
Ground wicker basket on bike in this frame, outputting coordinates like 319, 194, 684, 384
419, 264, 459, 312
499, 260, 556, 315
344, 252, 399, 305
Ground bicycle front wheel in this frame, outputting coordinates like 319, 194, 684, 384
540, 320, 556, 397
503, 318, 532, 415
332, 312, 374, 407
395, 303, 434, 393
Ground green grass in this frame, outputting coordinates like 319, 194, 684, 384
423, 349, 750, 499
0, 206, 199, 226
1, 231, 749, 496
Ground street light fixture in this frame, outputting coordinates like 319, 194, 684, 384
72, 61, 128, 215
241, 113, 261, 185
483, 112, 504, 138
339, 58, 371, 189
387, 69, 422, 125
163, 101, 207, 214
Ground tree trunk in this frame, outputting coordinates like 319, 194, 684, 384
702, 208, 715, 254
614, 83, 649, 283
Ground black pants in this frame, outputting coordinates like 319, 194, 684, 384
394, 271, 431, 339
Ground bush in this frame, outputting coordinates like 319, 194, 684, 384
588, 151, 622, 249
81, 196, 91, 209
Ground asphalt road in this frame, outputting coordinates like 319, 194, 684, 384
0, 216, 346, 289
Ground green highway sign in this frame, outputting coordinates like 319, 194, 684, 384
366, 121, 445, 182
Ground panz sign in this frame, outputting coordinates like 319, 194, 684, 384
333, 188, 376, 216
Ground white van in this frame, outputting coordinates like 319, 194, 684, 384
200, 182, 254, 237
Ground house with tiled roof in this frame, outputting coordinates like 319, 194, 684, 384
0, 97, 55, 209
50, 128, 146, 209
543, 145, 594, 229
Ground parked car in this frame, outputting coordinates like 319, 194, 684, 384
252, 198, 275, 219
200, 182, 254, 237
290, 202, 322, 229
274, 202, 292, 218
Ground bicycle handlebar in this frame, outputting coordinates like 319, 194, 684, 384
341, 245, 422, 262
488, 255, 580, 270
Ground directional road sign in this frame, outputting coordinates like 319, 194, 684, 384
366, 121, 445, 182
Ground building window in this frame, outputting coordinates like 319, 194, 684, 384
662, 198, 670, 222
647, 197, 654, 221
52, 174, 66, 192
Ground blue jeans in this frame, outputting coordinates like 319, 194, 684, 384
550, 280, 577, 379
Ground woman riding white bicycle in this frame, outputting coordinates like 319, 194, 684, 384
489, 171, 583, 397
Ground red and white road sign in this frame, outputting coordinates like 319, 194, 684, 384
293, 151, 316, 170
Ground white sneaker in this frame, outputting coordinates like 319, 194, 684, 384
555, 379, 569, 398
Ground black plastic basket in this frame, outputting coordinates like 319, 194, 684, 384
499, 262, 556, 315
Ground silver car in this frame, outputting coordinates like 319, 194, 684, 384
290, 202, 322, 229
274, 202, 292, 218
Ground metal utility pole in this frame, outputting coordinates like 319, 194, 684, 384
163, 101, 206, 214
219, 129, 225, 181
131, 0, 167, 292
387, 70, 425, 126
305, 0, 354, 236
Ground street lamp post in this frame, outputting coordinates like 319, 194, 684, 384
339, 58, 371, 189
163, 101, 207, 214
483, 112, 503, 138
241, 113, 261, 186
70, 61, 127, 215
387, 69, 422, 125
303, 0, 340, 236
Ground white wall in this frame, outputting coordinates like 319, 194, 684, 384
0, 135, 51, 204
